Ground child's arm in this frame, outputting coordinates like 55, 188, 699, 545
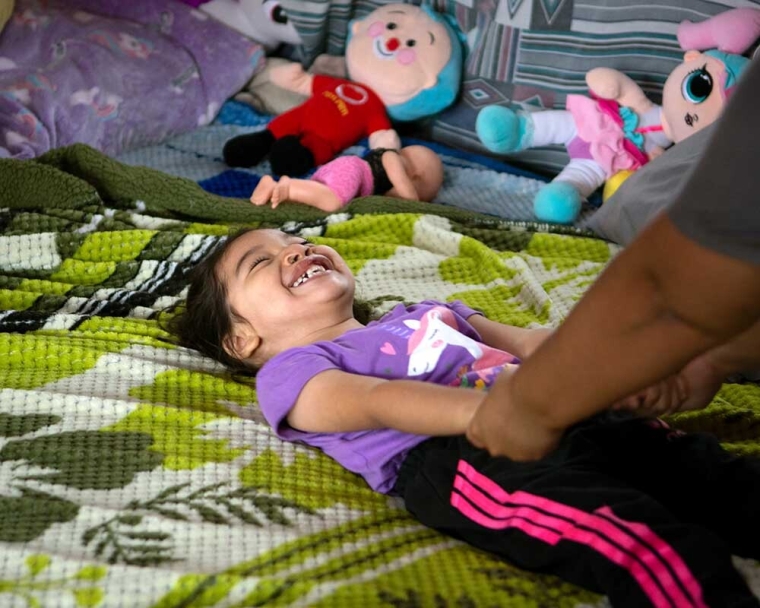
287, 369, 486, 435
382, 152, 419, 200
467, 315, 553, 359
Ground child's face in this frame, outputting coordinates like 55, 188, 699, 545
218, 229, 355, 359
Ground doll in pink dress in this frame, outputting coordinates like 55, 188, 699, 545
475, 7, 759, 225
250, 145, 444, 212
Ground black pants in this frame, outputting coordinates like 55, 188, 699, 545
394, 414, 760, 607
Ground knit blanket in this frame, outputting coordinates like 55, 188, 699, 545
1, 144, 758, 607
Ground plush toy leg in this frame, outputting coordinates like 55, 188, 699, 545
534, 183, 582, 225
269, 135, 316, 176
530, 110, 578, 147
475, 106, 534, 154
534, 159, 606, 224
223, 129, 275, 168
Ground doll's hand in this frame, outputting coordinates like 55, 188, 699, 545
249, 175, 291, 209
586, 67, 623, 100
368, 129, 401, 151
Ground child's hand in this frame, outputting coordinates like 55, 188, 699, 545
611, 374, 687, 416
612, 354, 724, 417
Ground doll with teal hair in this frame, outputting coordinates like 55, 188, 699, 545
475, 7, 760, 225
223, 3, 464, 176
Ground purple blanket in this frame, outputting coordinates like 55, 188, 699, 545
0, 0, 264, 159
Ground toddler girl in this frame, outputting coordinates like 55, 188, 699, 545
168, 227, 760, 608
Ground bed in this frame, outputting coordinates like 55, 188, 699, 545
2, 1, 759, 606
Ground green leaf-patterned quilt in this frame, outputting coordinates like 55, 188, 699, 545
1, 145, 758, 607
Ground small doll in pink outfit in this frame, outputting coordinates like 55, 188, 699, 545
250, 145, 444, 212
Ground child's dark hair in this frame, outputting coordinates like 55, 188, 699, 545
163, 227, 373, 376
164, 228, 257, 376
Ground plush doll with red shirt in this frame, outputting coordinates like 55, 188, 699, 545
222, 3, 464, 176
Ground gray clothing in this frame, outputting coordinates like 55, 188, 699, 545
667, 58, 760, 265
585, 123, 715, 246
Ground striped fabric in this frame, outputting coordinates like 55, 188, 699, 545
282, 0, 760, 174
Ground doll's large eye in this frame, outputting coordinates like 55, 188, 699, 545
406, 39, 416, 47
681, 65, 713, 104
386, 22, 397, 30
263, 1, 289, 25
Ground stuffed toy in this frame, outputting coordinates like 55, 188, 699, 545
222, 3, 464, 176
199, 0, 302, 50
475, 7, 759, 225
249, 144, 444, 212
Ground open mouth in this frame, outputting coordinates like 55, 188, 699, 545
290, 258, 332, 288
373, 38, 394, 58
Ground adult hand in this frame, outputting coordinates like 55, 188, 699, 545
466, 379, 563, 461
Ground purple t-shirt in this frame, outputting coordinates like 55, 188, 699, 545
256, 300, 520, 494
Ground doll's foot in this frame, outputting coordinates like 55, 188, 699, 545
270, 136, 315, 176
476, 105, 533, 154
223, 130, 275, 167
250, 175, 277, 206
533, 182, 582, 224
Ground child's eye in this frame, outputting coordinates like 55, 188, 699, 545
681, 65, 713, 104
249, 256, 267, 271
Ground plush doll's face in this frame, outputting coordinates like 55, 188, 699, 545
346, 4, 453, 107
661, 51, 728, 143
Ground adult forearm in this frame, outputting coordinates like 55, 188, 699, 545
493, 215, 760, 430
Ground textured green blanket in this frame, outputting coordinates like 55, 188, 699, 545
1, 145, 758, 607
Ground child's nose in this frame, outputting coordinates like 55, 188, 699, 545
285, 244, 311, 264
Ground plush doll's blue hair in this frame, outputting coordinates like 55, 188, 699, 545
705, 49, 750, 96
347, 4, 465, 123
387, 6, 464, 122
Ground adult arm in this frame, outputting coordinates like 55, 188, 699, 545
288, 369, 484, 436
467, 58, 760, 460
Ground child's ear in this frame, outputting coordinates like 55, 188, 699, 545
223, 323, 261, 360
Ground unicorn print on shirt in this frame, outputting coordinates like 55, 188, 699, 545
404, 307, 517, 380
405, 307, 482, 376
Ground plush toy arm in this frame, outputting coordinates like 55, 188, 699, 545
270, 62, 314, 96
647, 145, 666, 161
311, 54, 349, 78
586, 67, 655, 115
368, 129, 401, 151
